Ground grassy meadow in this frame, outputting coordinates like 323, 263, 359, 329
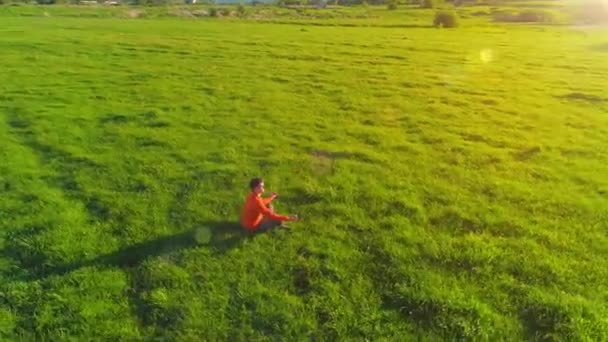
1, 2, 608, 340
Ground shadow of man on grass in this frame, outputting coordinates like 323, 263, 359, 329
37, 220, 256, 280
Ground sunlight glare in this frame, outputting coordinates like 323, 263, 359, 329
480, 49, 494, 64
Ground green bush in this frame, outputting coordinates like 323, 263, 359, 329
387, 0, 397, 10
236, 4, 246, 16
421, 0, 436, 9
208, 7, 218, 17
219, 7, 231, 16
434, 10, 458, 28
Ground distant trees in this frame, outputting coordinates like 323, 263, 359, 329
0, 0, 477, 11
131, 0, 186, 5
2, 0, 189, 5
493, 10, 554, 23
305, 0, 444, 7
576, 0, 608, 24
277, 0, 319, 6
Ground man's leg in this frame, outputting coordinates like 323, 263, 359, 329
268, 203, 291, 228
257, 217, 282, 231
258, 204, 289, 230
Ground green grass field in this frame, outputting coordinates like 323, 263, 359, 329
1, 3, 608, 340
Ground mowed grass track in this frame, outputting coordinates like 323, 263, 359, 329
1, 14, 608, 340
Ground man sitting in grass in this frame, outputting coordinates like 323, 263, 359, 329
240, 177, 298, 231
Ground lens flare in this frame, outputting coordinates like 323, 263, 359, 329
480, 49, 494, 63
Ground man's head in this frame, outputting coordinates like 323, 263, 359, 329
249, 177, 264, 194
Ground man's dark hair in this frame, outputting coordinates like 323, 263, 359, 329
249, 177, 263, 191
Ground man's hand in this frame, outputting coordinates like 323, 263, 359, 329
287, 214, 299, 221
270, 192, 278, 200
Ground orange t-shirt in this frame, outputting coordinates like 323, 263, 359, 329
240, 192, 288, 230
